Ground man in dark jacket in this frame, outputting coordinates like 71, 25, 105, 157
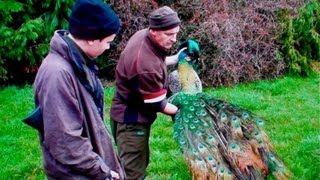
33, 0, 125, 179
110, 6, 187, 180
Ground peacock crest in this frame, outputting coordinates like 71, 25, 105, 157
169, 40, 291, 180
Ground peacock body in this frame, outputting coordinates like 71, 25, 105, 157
169, 53, 291, 180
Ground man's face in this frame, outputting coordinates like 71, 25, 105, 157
150, 26, 180, 50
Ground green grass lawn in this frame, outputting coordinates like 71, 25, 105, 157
0, 73, 319, 179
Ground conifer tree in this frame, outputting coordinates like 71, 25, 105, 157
0, 0, 73, 84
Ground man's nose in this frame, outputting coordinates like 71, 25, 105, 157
106, 43, 110, 49
171, 35, 177, 42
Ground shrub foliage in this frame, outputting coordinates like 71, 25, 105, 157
0, 0, 317, 87
110, 0, 310, 87
0, 0, 73, 85
279, 0, 320, 76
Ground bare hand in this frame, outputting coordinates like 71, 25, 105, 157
110, 170, 120, 180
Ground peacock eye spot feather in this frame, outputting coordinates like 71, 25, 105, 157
174, 113, 181, 120
221, 113, 227, 118
196, 157, 203, 161
232, 116, 238, 121
189, 124, 196, 130
189, 106, 195, 111
173, 132, 179, 138
220, 167, 225, 173
187, 113, 194, 119
193, 102, 200, 107
218, 104, 224, 108
268, 153, 275, 159
192, 148, 197, 153
199, 102, 206, 107
193, 118, 199, 123
179, 139, 186, 145
200, 110, 207, 116
196, 131, 202, 136
256, 118, 265, 126
242, 112, 249, 118
196, 110, 207, 117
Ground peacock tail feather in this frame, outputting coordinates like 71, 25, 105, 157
170, 54, 291, 180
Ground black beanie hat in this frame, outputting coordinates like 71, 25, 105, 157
149, 6, 181, 30
69, 0, 121, 40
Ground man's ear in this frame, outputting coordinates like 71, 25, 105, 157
88, 40, 94, 46
149, 29, 157, 37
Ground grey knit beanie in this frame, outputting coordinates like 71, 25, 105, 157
149, 6, 181, 30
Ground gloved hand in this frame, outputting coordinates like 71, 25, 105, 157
177, 47, 188, 61
165, 47, 187, 65
178, 39, 200, 59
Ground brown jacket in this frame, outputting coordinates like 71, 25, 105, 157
110, 29, 169, 124
34, 30, 124, 179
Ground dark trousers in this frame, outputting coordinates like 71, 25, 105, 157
110, 120, 151, 180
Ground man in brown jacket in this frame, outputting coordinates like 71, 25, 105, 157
33, 0, 124, 179
110, 6, 191, 180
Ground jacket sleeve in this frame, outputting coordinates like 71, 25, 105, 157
133, 72, 168, 112
37, 69, 111, 179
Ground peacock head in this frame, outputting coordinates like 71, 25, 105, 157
178, 39, 200, 64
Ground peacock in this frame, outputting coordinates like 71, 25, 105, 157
168, 40, 291, 180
